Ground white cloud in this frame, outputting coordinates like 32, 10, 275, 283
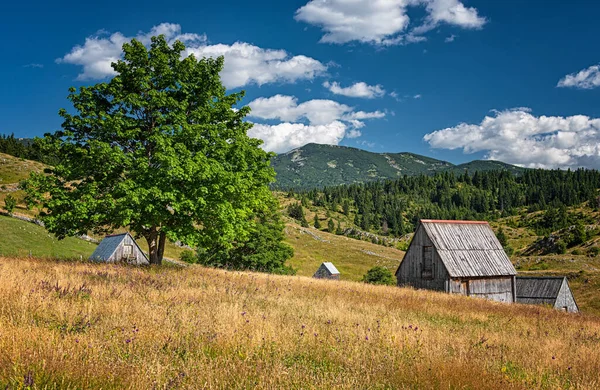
557, 64, 600, 89
247, 95, 386, 152
249, 121, 347, 153
423, 108, 600, 169
413, 94, 422, 99
445, 34, 457, 42
248, 95, 352, 125
323, 81, 385, 98
294, 0, 486, 46
23, 63, 44, 68
57, 23, 327, 88
57, 23, 206, 80
185, 43, 326, 89
417, 0, 486, 34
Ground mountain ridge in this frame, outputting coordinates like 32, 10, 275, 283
271, 143, 525, 189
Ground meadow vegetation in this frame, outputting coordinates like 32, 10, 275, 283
1, 257, 599, 389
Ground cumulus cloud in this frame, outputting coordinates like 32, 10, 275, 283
423, 108, 600, 169
247, 95, 385, 152
557, 64, 600, 89
249, 122, 347, 153
323, 81, 385, 98
294, 0, 486, 45
57, 23, 327, 88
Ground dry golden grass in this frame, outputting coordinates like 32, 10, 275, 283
1, 257, 599, 389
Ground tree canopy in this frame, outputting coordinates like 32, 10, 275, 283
25, 35, 276, 264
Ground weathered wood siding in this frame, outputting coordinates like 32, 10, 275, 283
449, 277, 514, 303
313, 265, 340, 280
397, 224, 449, 292
555, 279, 579, 313
108, 234, 148, 265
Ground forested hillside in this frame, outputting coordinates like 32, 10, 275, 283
290, 169, 600, 237
270, 143, 525, 189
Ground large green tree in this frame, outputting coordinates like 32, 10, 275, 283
25, 35, 275, 264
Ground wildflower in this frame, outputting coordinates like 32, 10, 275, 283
241, 312, 246, 316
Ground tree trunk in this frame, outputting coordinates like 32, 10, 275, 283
145, 227, 161, 265
157, 231, 166, 265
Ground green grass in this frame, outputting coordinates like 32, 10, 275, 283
284, 222, 403, 281
0, 215, 96, 258
0, 152, 45, 185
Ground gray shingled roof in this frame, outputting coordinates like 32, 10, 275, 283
420, 220, 517, 278
516, 276, 564, 306
322, 262, 340, 275
89, 232, 148, 263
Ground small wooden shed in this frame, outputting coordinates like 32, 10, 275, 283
89, 233, 149, 265
313, 262, 340, 280
396, 219, 517, 303
516, 276, 579, 313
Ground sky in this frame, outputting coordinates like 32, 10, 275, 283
2, 0, 600, 169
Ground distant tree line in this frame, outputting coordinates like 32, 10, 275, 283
292, 169, 600, 237
0, 133, 57, 165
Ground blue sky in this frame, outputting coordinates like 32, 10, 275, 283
3, 0, 600, 168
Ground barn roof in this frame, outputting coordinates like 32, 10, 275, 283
515, 276, 565, 306
322, 262, 340, 275
89, 232, 147, 262
420, 220, 517, 278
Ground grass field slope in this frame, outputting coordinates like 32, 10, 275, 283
1, 257, 599, 389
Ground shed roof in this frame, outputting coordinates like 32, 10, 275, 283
89, 232, 147, 262
515, 276, 565, 305
322, 262, 340, 275
420, 220, 516, 278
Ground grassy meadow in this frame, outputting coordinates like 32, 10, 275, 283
1, 256, 599, 389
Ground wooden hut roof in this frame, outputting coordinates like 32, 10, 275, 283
515, 276, 566, 306
322, 262, 340, 275
419, 220, 517, 278
89, 232, 148, 262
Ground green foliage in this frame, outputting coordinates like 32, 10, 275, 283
197, 203, 295, 274
179, 249, 198, 264
361, 266, 396, 286
313, 214, 321, 229
327, 218, 335, 233
570, 222, 587, 247
396, 241, 410, 251
4, 194, 16, 214
23, 35, 275, 265
587, 247, 600, 257
291, 168, 600, 239
335, 220, 343, 235
555, 240, 567, 254
496, 227, 508, 247
0, 134, 57, 165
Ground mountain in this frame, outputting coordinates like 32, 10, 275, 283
271, 143, 524, 189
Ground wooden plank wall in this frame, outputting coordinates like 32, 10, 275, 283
555, 280, 579, 313
397, 224, 449, 292
108, 235, 148, 265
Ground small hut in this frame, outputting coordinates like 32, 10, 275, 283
516, 276, 579, 313
396, 219, 517, 303
89, 233, 149, 265
313, 262, 340, 280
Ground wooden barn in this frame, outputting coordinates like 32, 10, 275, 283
313, 262, 340, 280
89, 233, 149, 265
396, 220, 517, 303
516, 276, 579, 313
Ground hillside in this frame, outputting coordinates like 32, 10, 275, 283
271, 143, 524, 189
2, 256, 599, 389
